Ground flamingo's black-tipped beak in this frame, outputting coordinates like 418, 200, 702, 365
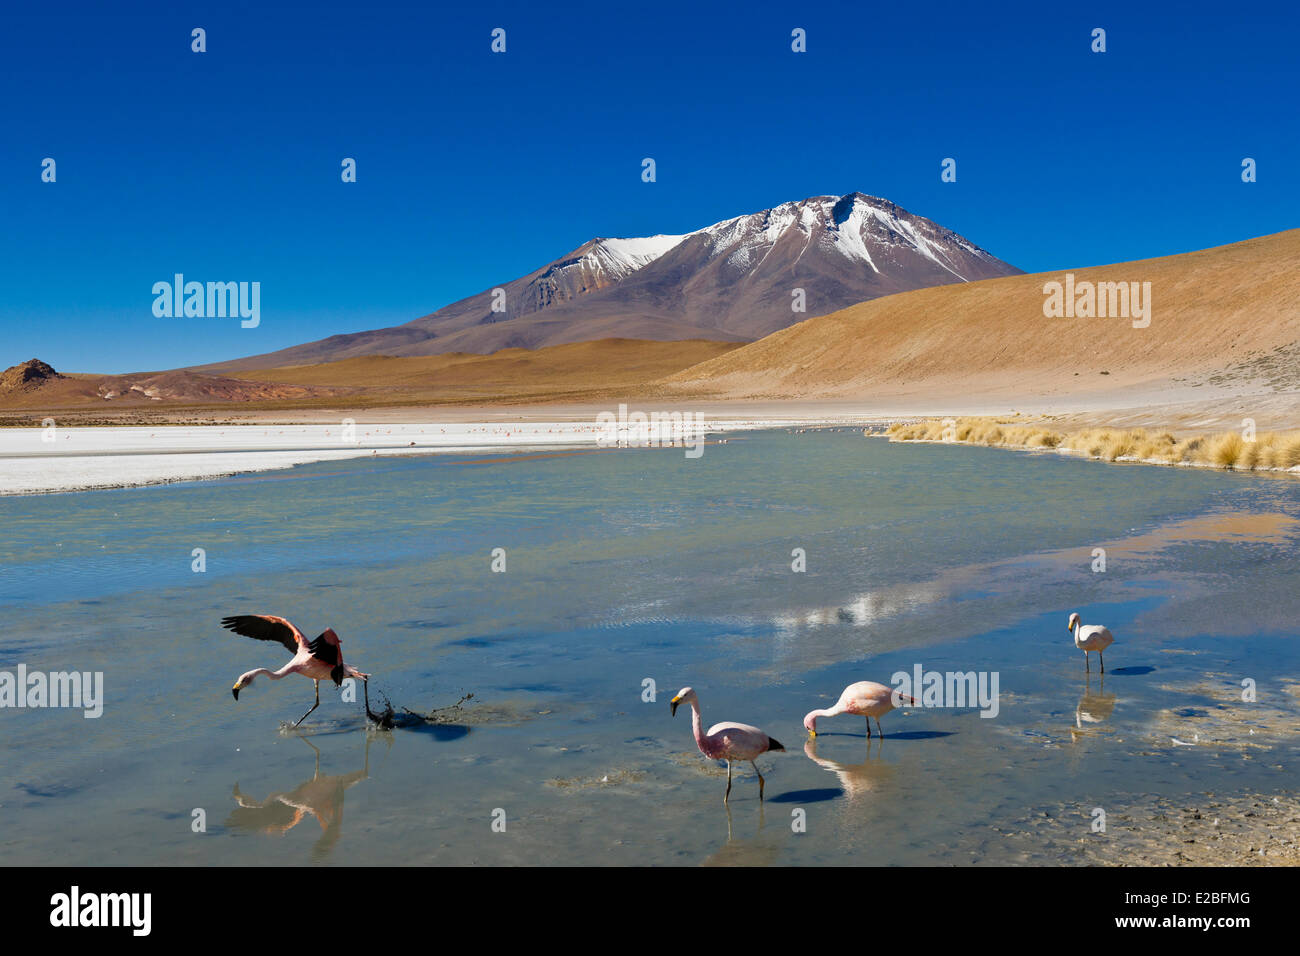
231, 686, 240, 701
670, 697, 680, 717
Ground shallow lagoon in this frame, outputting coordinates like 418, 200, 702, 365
1, 430, 1297, 865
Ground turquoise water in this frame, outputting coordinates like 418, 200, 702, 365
1, 430, 1298, 864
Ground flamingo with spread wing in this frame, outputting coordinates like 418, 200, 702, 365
223, 615, 371, 727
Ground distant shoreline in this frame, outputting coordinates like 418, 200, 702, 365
0, 418, 842, 496
9, 406, 1300, 497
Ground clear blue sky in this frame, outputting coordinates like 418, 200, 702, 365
2, 0, 1296, 372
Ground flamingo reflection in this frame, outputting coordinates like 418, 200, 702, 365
803, 735, 894, 798
226, 736, 373, 860
701, 803, 782, 867
1071, 674, 1117, 738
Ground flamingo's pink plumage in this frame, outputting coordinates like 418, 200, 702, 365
671, 686, 783, 802
223, 614, 370, 726
1068, 612, 1115, 672
803, 680, 915, 738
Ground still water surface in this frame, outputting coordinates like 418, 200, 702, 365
2, 430, 1297, 864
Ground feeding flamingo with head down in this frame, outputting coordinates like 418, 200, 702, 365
223, 615, 371, 727
803, 681, 916, 739
671, 687, 784, 803
1068, 612, 1114, 672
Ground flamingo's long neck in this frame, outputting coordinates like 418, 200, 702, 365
689, 700, 707, 749
239, 666, 285, 684
812, 706, 839, 720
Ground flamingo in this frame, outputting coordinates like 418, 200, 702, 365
1068, 612, 1114, 672
670, 687, 784, 803
223, 615, 370, 727
802, 681, 916, 738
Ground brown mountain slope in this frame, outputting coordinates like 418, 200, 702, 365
1, 339, 741, 422
661, 230, 1300, 405
229, 338, 741, 399
0, 362, 336, 411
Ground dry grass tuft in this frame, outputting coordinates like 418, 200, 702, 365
886, 417, 1300, 474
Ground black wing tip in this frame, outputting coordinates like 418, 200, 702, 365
768, 737, 785, 752
221, 615, 297, 653
308, 635, 343, 669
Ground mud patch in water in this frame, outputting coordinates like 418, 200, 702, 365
1147, 676, 1299, 750
995, 792, 1300, 866
546, 769, 647, 790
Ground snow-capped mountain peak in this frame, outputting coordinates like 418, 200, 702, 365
210, 193, 1021, 370
685, 193, 1003, 282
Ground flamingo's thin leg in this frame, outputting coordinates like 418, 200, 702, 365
1099, 651, 1105, 674
1085, 651, 1090, 672
724, 760, 733, 804
866, 715, 872, 738
876, 716, 885, 739
752, 760, 765, 801
293, 680, 320, 728
363, 677, 375, 720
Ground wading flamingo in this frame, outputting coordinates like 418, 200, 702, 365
671, 687, 784, 803
1068, 612, 1114, 673
803, 681, 916, 738
223, 615, 370, 727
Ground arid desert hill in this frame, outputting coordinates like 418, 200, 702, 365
0, 360, 337, 410
0, 339, 741, 422
662, 229, 1300, 413
227, 338, 740, 399
7, 231, 1297, 430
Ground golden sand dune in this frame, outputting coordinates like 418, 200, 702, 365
663, 230, 1300, 412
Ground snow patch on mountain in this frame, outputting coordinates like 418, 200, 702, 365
825, 199, 881, 273
660, 193, 996, 282
587, 235, 687, 278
